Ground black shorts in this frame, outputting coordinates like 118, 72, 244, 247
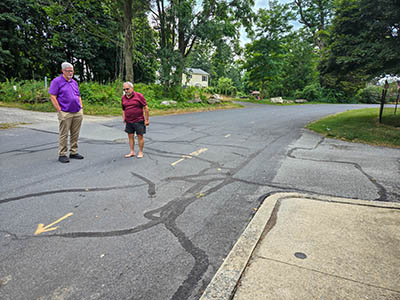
125, 121, 146, 135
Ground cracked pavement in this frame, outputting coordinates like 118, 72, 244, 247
0, 103, 398, 300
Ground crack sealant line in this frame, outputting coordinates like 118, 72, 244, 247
4, 145, 268, 240
288, 155, 387, 201
0, 142, 59, 155
130, 172, 156, 197
30, 172, 236, 240
287, 136, 325, 159
166, 220, 209, 300
286, 138, 387, 201
0, 184, 147, 204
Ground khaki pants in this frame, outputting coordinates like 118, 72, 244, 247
58, 109, 83, 156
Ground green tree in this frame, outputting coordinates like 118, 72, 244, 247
280, 30, 318, 96
1, 0, 156, 83
187, 40, 243, 91
242, 1, 294, 98
217, 77, 236, 95
132, 10, 158, 83
185, 42, 213, 74
150, 0, 254, 94
293, 0, 334, 50
102, 0, 157, 83
44, 0, 121, 82
0, 0, 51, 80
210, 41, 236, 84
320, 0, 400, 97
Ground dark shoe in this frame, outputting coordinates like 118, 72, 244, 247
58, 156, 70, 163
69, 153, 84, 159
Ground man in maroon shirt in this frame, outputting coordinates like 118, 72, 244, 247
121, 82, 149, 158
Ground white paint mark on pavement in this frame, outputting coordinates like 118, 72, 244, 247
171, 148, 208, 166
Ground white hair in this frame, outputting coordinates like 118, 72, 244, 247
61, 62, 73, 70
124, 81, 134, 88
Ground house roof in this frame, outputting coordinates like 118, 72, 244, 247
186, 68, 210, 75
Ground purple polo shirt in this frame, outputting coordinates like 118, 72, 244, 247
49, 74, 82, 112
121, 92, 147, 123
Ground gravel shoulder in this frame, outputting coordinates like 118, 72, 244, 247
0, 107, 119, 125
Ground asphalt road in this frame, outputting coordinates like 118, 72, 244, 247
0, 103, 398, 300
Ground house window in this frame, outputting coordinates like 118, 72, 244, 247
202, 76, 207, 81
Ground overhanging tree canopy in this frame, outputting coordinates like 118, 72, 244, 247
320, 0, 400, 96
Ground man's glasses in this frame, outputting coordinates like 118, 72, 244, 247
64, 70, 74, 73
123, 88, 130, 91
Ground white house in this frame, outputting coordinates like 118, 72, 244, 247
182, 68, 209, 88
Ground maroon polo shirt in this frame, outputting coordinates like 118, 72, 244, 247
121, 92, 147, 123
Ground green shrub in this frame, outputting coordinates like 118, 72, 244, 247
317, 87, 349, 103
0, 79, 49, 103
204, 86, 217, 95
355, 86, 381, 104
147, 84, 164, 100
296, 83, 349, 103
293, 89, 303, 99
198, 90, 207, 102
0, 79, 20, 102
133, 83, 157, 101
79, 81, 121, 106
301, 83, 323, 101
182, 86, 197, 101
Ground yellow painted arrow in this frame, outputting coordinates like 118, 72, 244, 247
34, 213, 73, 235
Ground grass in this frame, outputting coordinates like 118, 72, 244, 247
0, 123, 18, 130
307, 108, 400, 148
0, 122, 29, 130
0, 101, 56, 112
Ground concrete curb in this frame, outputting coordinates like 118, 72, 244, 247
199, 193, 278, 300
199, 192, 400, 300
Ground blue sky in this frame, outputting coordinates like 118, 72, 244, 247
255, 0, 292, 10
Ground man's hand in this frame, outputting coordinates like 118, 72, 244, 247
145, 120, 149, 126
49, 94, 61, 112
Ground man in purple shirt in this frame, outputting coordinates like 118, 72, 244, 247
121, 82, 149, 158
49, 62, 84, 163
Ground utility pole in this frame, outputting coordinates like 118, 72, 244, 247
379, 80, 389, 123
394, 80, 400, 115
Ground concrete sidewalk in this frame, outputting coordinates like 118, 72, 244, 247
200, 193, 400, 300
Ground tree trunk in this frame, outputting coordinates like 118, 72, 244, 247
261, 80, 265, 100
123, 0, 134, 82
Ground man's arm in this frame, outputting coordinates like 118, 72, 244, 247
49, 94, 61, 112
79, 96, 83, 109
122, 110, 126, 123
143, 105, 149, 126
